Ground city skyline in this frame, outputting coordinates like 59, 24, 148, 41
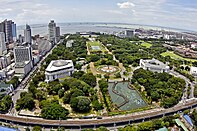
0, 0, 197, 31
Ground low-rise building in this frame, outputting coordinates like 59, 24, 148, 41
0, 83, 14, 96
140, 58, 170, 73
190, 66, 197, 76
14, 61, 32, 80
45, 60, 74, 82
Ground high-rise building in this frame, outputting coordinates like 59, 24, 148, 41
0, 22, 5, 33
0, 19, 16, 43
12, 22, 17, 41
14, 45, 33, 78
14, 45, 33, 63
48, 20, 56, 44
56, 26, 60, 42
4, 19, 13, 43
24, 24, 32, 44
0, 32, 7, 55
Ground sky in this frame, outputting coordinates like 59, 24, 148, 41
0, 0, 197, 31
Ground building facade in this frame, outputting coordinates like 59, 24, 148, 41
48, 20, 56, 44
0, 19, 16, 43
14, 61, 32, 79
140, 58, 170, 73
0, 32, 7, 55
56, 26, 60, 42
14, 45, 33, 63
45, 60, 74, 82
24, 24, 32, 44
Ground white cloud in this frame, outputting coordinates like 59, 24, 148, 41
117, 1, 135, 9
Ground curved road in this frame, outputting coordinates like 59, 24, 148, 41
1, 99, 197, 129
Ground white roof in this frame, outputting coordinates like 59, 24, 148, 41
191, 66, 197, 72
46, 60, 73, 72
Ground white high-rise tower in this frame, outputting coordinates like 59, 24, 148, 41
0, 32, 7, 55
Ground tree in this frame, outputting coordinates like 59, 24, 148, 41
63, 92, 71, 104
16, 93, 35, 111
80, 73, 96, 87
72, 71, 85, 79
92, 100, 103, 111
58, 89, 65, 98
70, 96, 91, 112
32, 126, 42, 131
71, 89, 85, 99
0, 95, 12, 113
41, 103, 69, 120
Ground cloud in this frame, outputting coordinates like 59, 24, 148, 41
117, 1, 135, 9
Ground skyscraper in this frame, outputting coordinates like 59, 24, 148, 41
12, 22, 17, 41
48, 20, 56, 44
56, 26, 60, 42
4, 19, 13, 43
0, 19, 16, 43
24, 24, 32, 44
0, 32, 7, 55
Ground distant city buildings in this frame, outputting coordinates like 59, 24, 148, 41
125, 30, 134, 38
140, 58, 170, 73
48, 20, 60, 44
0, 19, 17, 43
191, 43, 197, 49
24, 24, 32, 44
0, 32, 7, 55
45, 60, 74, 82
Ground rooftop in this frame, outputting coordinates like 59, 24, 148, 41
141, 58, 169, 69
46, 60, 73, 72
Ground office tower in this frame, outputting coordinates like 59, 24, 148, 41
0, 32, 7, 55
48, 20, 56, 44
24, 24, 32, 44
0, 22, 5, 33
56, 26, 60, 42
12, 22, 17, 41
4, 19, 13, 43
14, 46, 33, 63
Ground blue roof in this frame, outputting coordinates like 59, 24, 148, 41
0, 126, 19, 131
184, 115, 193, 126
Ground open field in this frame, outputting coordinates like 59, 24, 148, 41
108, 82, 147, 111
87, 41, 106, 52
161, 51, 197, 62
141, 42, 152, 48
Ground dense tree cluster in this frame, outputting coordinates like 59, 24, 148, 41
41, 101, 69, 120
97, 35, 167, 67
194, 84, 197, 98
45, 34, 88, 67
16, 92, 35, 111
132, 68, 185, 108
0, 95, 12, 113
191, 109, 197, 129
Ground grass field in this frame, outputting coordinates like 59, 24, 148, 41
87, 41, 106, 52
141, 42, 152, 48
161, 51, 197, 62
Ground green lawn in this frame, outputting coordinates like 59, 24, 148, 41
87, 41, 106, 52
141, 42, 152, 48
161, 51, 197, 62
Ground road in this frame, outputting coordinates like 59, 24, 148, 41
169, 70, 195, 100
10, 39, 64, 115
1, 98, 197, 129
